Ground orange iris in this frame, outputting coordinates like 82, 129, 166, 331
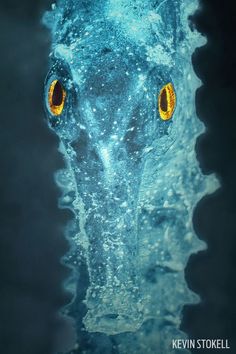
48, 79, 66, 116
158, 83, 176, 121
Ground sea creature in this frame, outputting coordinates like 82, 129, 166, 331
43, 0, 216, 352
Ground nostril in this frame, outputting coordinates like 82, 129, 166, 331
101, 47, 112, 55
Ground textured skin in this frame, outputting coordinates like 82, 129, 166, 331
44, 0, 216, 352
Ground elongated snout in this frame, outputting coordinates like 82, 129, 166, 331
71, 137, 145, 334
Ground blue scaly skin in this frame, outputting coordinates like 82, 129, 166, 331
44, 0, 216, 352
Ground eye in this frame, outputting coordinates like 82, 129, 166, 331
48, 79, 66, 116
158, 83, 176, 121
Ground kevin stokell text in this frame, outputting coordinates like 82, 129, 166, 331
172, 339, 230, 350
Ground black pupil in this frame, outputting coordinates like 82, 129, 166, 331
52, 80, 63, 106
160, 89, 168, 112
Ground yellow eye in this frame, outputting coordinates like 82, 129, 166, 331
48, 79, 66, 116
158, 83, 176, 121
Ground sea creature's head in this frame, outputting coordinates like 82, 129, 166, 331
44, 0, 200, 336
